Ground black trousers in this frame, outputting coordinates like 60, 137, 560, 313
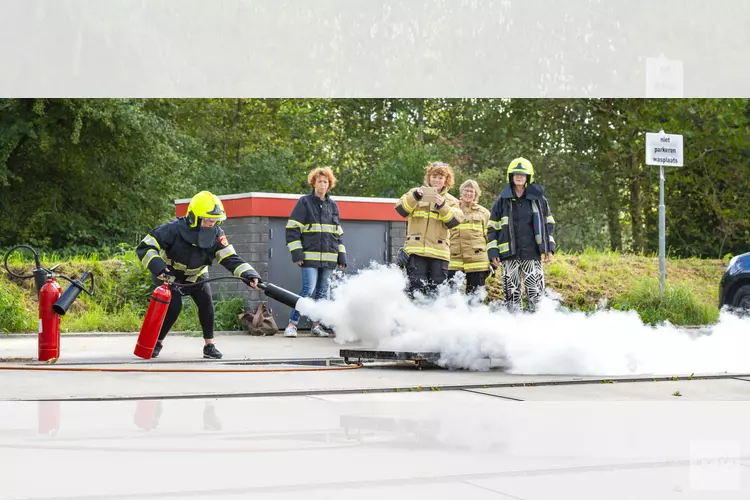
153, 280, 215, 341
406, 254, 448, 297
447, 270, 490, 295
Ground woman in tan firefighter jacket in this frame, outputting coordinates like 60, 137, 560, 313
487, 158, 556, 312
283, 167, 346, 338
395, 162, 462, 297
136, 191, 261, 359
448, 179, 492, 295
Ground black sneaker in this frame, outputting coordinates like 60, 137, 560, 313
151, 342, 163, 359
203, 344, 223, 359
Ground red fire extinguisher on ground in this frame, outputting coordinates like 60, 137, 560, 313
134, 283, 172, 359
4, 245, 95, 363
38, 278, 62, 362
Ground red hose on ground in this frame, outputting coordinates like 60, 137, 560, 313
0, 363, 362, 373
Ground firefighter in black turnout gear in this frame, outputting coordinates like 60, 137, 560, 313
487, 158, 556, 312
136, 191, 261, 359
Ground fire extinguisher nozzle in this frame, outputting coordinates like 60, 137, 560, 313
52, 287, 81, 315
52, 272, 93, 315
260, 282, 301, 309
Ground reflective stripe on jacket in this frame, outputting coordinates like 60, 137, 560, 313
135, 218, 259, 283
285, 192, 346, 269
449, 203, 491, 272
487, 184, 556, 261
395, 187, 462, 262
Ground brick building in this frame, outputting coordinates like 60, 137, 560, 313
174, 192, 407, 328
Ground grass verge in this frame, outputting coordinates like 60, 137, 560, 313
485, 249, 725, 325
0, 248, 728, 332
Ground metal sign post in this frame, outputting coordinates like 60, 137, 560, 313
645, 130, 684, 296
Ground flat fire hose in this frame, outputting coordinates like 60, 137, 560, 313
0, 364, 362, 373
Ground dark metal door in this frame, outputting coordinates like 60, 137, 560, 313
267, 218, 388, 329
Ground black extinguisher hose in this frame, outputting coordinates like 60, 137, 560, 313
3, 245, 95, 305
168, 277, 301, 310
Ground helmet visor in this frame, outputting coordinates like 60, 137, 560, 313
202, 203, 226, 221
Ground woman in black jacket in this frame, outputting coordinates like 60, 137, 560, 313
487, 158, 556, 312
284, 167, 346, 337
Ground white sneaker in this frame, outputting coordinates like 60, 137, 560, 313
284, 325, 298, 337
310, 325, 329, 337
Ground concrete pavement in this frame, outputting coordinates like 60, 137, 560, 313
3, 332, 750, 499
2, 333, 750, 402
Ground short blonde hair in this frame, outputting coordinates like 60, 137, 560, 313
307, 167, 337, 190
424, 162, 455, 190
459, 179, 481, 202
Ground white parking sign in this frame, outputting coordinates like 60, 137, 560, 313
646, 132, 683, 167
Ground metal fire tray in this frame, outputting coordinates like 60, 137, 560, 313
340, 348, 441, 369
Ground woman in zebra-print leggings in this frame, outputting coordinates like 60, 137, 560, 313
487, 158, 556, 312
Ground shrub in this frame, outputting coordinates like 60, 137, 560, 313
0, 284, 35, 333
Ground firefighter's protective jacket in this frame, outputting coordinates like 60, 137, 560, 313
395, 186, 462, 262
449, 202, 491, 272
285, 192, 346, 268
487, 183, 556, 261
136, 217, 259, 283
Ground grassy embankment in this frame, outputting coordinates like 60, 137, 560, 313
0, 248, 727, 333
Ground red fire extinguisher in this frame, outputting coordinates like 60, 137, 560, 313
38, 278, 62, 362
38, 400, 61, 435
134, 283, 172, 359
134, 399, 163, 431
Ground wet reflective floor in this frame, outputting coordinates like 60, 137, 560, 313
3, 334, 750, 498
3, 394, 750, 499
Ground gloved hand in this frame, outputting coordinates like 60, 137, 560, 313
156, 267, 175, 284
242, 269, 262, 289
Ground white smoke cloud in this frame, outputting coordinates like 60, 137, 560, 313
296, 265, 750, 376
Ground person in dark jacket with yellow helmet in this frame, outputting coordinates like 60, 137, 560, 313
135, 190, 261, 359
487, 158, 556, 312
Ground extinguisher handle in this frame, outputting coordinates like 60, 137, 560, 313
58, 271, 96, 296
158, 274, 176, 285
79, 271, 95, 296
